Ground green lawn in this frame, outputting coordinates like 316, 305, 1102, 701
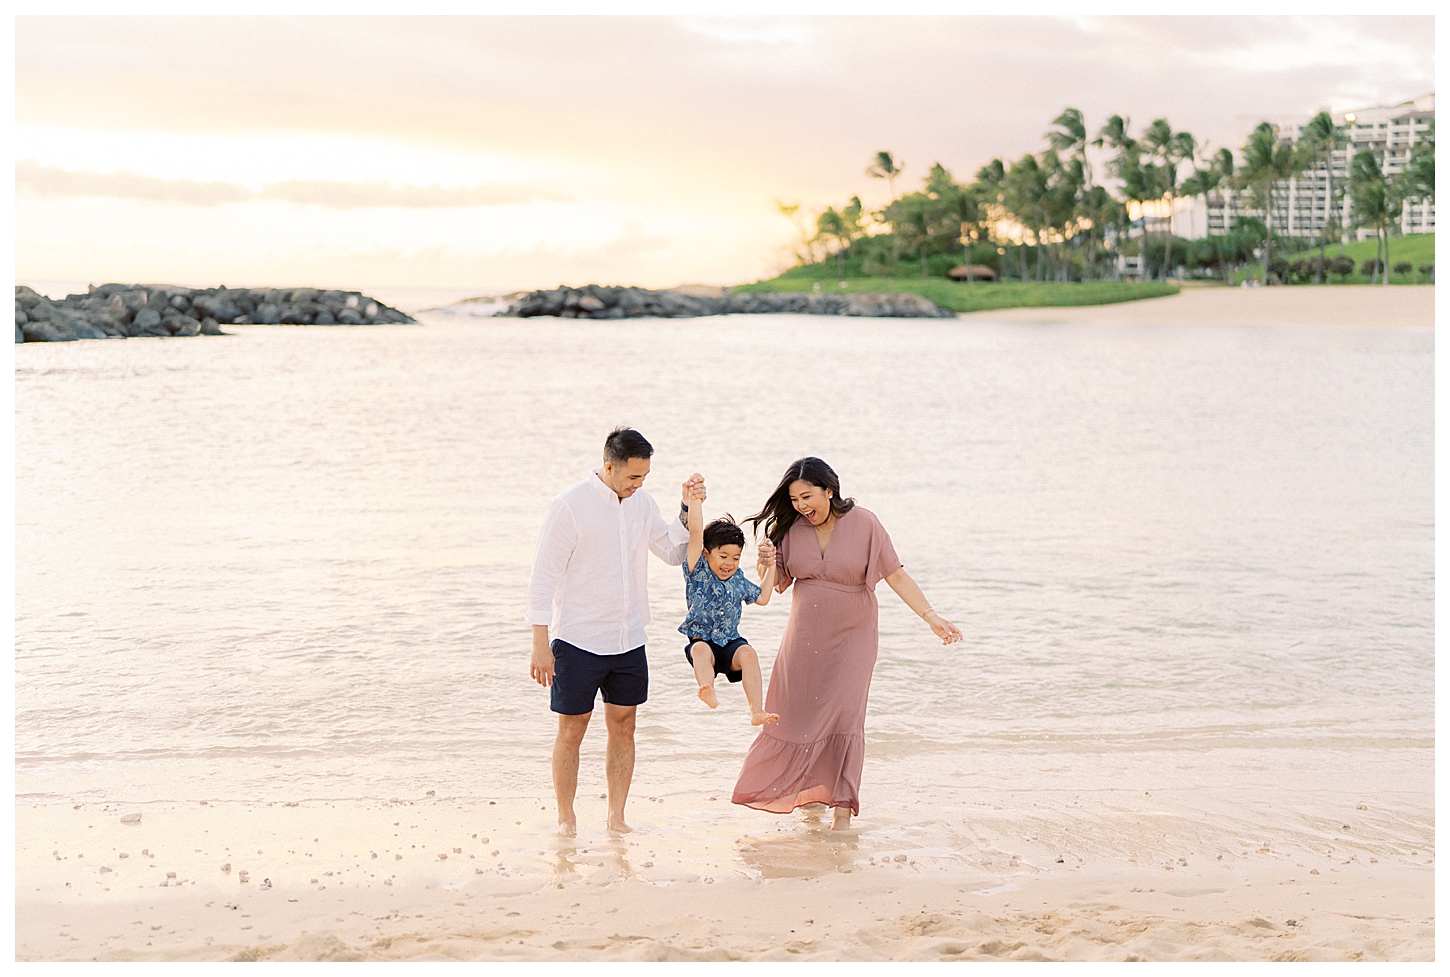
1269, 232, 1435, 285
733, 276, 1180, 314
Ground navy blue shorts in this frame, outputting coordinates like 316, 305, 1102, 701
550, 640, 648, 715
684, 636, 750, 684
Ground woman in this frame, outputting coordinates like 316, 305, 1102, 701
732, 457, 962, 830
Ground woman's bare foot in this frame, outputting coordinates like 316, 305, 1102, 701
750, 710, 779, 726
698, 685, 718, 708
558, 818, 577, 837
831, 807, 852, 830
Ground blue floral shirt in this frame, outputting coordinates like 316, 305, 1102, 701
678, 554, 762, 645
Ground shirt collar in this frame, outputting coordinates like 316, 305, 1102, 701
591, 468, 623, 503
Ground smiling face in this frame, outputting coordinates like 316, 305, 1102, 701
788, 479, 834, 527
600, 456, 651, 499
705, 544, 743, 581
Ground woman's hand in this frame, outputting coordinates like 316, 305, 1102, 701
924, 611, 962, 645
756, 538, 777, 571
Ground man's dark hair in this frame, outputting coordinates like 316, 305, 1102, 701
603, 426, 653, 465
703, 515, 746, 552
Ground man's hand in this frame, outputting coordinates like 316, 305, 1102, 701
530, 626, 555, 687
681, 472, 706, 504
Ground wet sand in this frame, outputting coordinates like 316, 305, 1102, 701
959, 284, 1433, 329
17, 786, 1433, 962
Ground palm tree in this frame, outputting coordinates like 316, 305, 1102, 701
1179, 146, 1233, 237
842, 195, 865, 260
884, 191, 952, 281
866, 151, 906, 200
1005, 154, 1049, 280
1041, 150, 1085, 280
925, 162, 956, 198
1395, 120, 1435, 242
814, 208, 848, 280
1349, 149, 1398, 286
1236, 122, 1298, 284
1083, 185, 1126, 277
1140, 119, 1193, 280
945, 181, 985, 282
1404, 119, 1435, 199
975, 158, 1011, 279
1096, 115, 1147, 278
1047, 107, 1097, 278
1298, 111, 1349, 283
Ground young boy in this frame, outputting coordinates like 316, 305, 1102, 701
680, 486, 779, 726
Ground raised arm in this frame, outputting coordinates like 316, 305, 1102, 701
685, 483, 705, 570
883, 567, 962, 645
648, 474, 703, 566
753, 558, 777, 605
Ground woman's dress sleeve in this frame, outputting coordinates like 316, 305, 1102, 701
864, 511, 903, 589
774, 530, 794, 593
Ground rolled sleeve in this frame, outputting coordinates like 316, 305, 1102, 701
648, 500, 690, 566
526, 499, 576, 626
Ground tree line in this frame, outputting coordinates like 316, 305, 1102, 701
783, 108, 1435, 286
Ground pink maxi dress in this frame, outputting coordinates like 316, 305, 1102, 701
732, 506, 902, 816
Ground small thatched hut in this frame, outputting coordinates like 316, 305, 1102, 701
947, 264, 998, 282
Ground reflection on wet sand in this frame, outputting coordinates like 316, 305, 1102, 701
737, 815, 861, 880
550, 838, 633, 883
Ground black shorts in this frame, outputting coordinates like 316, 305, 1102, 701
683, 636, 750, 684
550, 640, 648, 715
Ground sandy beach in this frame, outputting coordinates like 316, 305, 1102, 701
17, 780, 1433, 962
960, 284, 1434, 329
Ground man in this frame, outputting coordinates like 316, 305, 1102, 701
527, 427, 703, 835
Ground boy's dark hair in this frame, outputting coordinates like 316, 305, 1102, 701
603, 426, 653, 464
703, 514, 746, 552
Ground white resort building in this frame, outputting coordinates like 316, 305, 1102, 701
1173, 92, 1434, 242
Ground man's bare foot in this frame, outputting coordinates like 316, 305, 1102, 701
698, 685, 718, 708
831, 808, 852, 831
558, 818, 577, 837
606, 817, 632, 834
751, 711, 779, 726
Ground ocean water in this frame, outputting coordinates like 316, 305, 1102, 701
14, 313, 1433, 857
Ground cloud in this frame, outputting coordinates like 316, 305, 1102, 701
15, 159, 250, 206
12, 16, 1436, 290
15, 159, 569, 209
257, 180, 571, 208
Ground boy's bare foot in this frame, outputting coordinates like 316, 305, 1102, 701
606, 817, 632, 834
698, 685, 719, 708
750, 711, 779, 726
558, 818, 577, 837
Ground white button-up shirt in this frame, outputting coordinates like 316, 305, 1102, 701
526, 470, 689, 655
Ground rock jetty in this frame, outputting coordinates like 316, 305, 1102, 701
503, 285, 954, 319
15, 284, 414, 343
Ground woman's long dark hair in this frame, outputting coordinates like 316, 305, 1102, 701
747, 457, 856, 546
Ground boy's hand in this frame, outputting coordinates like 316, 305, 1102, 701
681, 473, 706, 504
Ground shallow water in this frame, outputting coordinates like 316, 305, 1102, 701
14, 313, 1433, 857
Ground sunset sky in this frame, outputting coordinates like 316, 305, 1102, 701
14, 15, 1435, 293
